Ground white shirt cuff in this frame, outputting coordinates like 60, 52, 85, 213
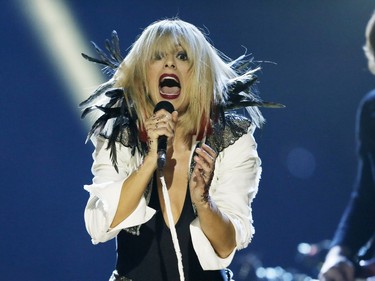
189, 218, 236, 270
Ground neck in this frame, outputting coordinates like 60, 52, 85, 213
171, 125, 192, 153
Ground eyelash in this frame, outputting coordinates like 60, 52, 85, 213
153, 52, 188, 61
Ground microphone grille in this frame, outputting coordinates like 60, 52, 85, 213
154, 101, 175, 114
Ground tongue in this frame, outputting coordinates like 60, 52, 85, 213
161, 86, 180, 94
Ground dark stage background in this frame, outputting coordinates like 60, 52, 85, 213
2, 1, 375, 280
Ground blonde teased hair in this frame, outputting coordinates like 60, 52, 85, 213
114, 18, 263, 135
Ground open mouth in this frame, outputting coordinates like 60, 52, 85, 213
159, 74, 181, 100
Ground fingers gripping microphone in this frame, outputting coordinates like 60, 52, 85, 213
153, 101, 175, 172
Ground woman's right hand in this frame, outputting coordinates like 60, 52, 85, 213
144, 109, 178, 157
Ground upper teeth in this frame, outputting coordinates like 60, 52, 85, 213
161, 76, 178, 82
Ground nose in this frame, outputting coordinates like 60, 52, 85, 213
164, 55, 176, 69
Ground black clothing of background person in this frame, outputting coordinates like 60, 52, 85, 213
319, 12, 375, 281
330, 90, 375, 260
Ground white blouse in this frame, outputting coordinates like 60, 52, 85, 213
83, 124, 261, 270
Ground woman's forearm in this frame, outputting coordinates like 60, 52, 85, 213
194, 199, 236, 258
110, 154, 157, 228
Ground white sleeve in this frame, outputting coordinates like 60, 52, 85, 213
190, 124, 261, 269
83, 135, 156, 244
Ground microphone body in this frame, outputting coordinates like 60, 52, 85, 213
153, 101, 175, 172
157, 136, 168, 171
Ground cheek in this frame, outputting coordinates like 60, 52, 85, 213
146, 77, 160, 104
147, 61, 160, 76
147, 84, 159, 103
146, 68, 159, 89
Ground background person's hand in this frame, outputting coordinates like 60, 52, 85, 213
319, 246, 355, 281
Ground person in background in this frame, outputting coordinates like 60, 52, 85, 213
319, 12, 375, 281
80, 18, 282, 281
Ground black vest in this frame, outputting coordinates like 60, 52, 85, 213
115, 176, 227, 281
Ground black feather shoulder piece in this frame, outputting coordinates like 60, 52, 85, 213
80, 31, 145, 172
80, 30, 124, 110
81, 30, 123, 76
214, 56, 285, 127
224, 55, 285, 110
225, 74, 285, 110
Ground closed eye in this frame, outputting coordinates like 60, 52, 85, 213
153, 52, 165, 60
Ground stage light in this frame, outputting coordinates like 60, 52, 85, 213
15, 0, 105, 129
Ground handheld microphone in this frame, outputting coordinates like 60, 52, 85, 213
153, 101, 175, 172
